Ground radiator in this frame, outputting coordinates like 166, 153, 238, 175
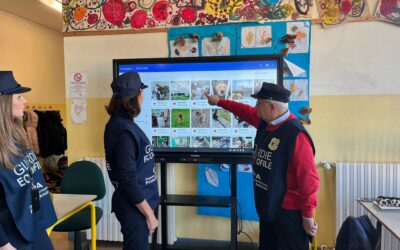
335, 162, 400, 250
83, 157, 176, 244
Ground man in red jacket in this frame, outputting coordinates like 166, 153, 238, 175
205, 82, 319, 250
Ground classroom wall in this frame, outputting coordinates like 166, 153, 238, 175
64, 21, 400, 247
0, 10, 65, 111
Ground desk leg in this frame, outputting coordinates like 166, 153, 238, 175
89, 201, 97, 250
377, 221, 382, 250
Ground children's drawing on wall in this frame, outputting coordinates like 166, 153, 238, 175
63, 0, 313, 32
241, 26, 272, 48
374, 0, 400, 26
283, 79, 309, 101
170, 37, 199, 57
286, 22, 310, 53
71, 99, 87, 124
283, 59, 307, 77
202, 37, 230, 56
316, 0, 372, 28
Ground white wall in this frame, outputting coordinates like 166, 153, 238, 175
311, 21, 400, 95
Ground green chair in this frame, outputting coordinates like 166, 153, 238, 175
53, 160, 106, 250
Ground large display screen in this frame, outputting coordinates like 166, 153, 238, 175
113, 55, 283, 155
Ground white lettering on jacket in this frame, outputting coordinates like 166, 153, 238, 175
14, 152, 41, 187
254, 148, 273, 170
144, 144, 154, 163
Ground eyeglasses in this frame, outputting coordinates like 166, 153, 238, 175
256, 99, 272, 105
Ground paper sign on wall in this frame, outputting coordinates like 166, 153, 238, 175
69, 72, 88, 98
71, 98, 87, 124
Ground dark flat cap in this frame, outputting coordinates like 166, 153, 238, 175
251, 82, 291, 103
0, 71, 31, 95
111, 72, 148, 98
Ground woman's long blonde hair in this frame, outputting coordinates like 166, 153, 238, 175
0, 95, 29, 170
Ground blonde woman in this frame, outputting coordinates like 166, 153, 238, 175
0, 71, 57, 250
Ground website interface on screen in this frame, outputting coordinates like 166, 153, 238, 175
117, 59, 279, 153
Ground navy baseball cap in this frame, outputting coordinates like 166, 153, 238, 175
0, 71, 31, 95
251, 82, 291, 103
111, 72, 148, 98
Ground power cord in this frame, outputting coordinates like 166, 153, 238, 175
227, 164, 257, 250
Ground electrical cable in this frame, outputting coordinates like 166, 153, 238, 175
227, 164, 257, 250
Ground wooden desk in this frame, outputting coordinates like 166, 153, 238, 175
358, 200, 400, 249
48, 194, 97, 250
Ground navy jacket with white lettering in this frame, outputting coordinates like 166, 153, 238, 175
104, 112, 159, 211
253, 119, 314, 222
0, 149, 57, 245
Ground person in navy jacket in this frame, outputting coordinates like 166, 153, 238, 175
205, 82, 319, 250
0, 71, 57, 250
104, 72, 159, 250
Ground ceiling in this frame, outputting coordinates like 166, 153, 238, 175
0, 0, 62, 32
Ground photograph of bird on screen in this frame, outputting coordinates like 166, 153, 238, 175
211, 109, 231, 128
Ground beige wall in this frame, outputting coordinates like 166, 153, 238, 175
62, 19, 400, 247
0, 10, 65, 106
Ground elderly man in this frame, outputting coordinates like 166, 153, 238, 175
205, 82, 319, 250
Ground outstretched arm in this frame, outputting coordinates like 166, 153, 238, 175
204, 92, 260, 128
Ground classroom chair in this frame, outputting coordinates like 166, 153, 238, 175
53, 160, 106, 250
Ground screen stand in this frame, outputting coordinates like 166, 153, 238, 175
156, 154, 252, 250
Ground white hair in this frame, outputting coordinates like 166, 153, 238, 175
270, 100, 288, 113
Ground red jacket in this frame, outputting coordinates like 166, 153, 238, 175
218, 100, 319, 218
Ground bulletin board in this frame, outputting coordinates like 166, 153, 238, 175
168, 21, 312, 220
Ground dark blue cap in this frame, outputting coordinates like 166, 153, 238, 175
251, 82, 291, 103
111, 72, 148, 98
0, 71, 31, 95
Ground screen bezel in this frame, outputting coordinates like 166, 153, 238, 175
113, 55, 283, 161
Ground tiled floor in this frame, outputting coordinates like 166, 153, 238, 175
50, 232, 122, 250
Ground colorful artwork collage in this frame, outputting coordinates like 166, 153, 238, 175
62, 0, 313, 31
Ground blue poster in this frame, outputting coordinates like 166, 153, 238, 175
197, 163, 259, 221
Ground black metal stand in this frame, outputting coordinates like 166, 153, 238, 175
156, 150, 252, 250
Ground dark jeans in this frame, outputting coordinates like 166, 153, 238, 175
259, 209, 310, 250
114, 203, 150, 250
